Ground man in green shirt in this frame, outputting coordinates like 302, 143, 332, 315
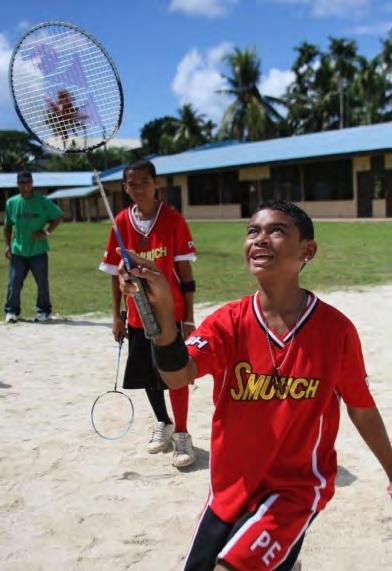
3, 171, 64, 323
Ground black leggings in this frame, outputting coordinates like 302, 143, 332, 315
145, 387, 172, 425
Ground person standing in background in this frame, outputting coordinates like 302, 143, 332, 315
3, 171, 63, 323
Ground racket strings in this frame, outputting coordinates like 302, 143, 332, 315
10, 22, 122, 152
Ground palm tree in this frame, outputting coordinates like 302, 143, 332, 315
328, 37, 358, 128
284, 42, 321, 134
172, 103, 213, 149
217, 47, 284, 141
351, 56, 388, 125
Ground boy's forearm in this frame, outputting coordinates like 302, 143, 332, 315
183, 291, 194, 323
4, 225, 12, 246
46, 217, 62, 234
347, 406, 392, 481
111, 276, 122, 318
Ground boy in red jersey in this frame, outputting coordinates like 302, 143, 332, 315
118, 199, 392, 571
99, 160, 197, 468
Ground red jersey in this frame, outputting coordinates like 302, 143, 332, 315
99, 202, 196, 327
185, 292, 375, 523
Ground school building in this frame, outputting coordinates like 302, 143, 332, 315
1, 122, 392, 221
98, 121, 392, 219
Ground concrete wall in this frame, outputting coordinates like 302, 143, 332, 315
182, 204, 241, 219
297, 200, 356, 218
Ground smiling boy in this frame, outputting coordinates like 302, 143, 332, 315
119, 199, 392, 571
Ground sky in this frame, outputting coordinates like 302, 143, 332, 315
1, 0, 391, 146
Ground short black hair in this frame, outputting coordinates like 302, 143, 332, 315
254, 199, 314, 240
122, 159, 156, 182
17, 171, 33, 182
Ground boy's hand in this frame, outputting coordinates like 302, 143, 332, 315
4, 245, 11, 260
113, 315, 127, 342
117, 248, 172, 307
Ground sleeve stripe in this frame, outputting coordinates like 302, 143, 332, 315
174, 254, 197, 262
98, 262, 119, 276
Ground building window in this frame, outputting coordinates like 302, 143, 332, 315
270, 165, 302, 201
303, 159, 352, 200
188, 171, 239, 205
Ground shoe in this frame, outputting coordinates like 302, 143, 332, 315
34, 313, 51, 323
5, 312, 17, 323
172, 432, 195, 468
147, 422, 173, 454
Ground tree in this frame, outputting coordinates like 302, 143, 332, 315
328, 37, 358, 128
351, 55, 390, 125
217, 47, 284, 141
284, 42, 321, 134
171, 103, 214, 151
0, 130, 44, 172
140, 116, 178, 155
285, 38, 359, 133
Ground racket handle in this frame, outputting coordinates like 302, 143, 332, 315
114, 229, 161, 339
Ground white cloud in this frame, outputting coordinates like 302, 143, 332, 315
260, 68, 294, 98
169, 0, 237, 18
259, 0, 369, 18
0, 33, 19, 128
171, 43, 233, 123
352, 21, 392, 35
172, 46, 294, 123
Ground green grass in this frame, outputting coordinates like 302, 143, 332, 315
1, 220, 391, 317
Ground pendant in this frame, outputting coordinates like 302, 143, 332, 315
140, 235, 148, 249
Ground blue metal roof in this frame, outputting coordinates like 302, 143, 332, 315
99, 122, 392, 182
0, 171, 94, 189
47, 186, 98, 199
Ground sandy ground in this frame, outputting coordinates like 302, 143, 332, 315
0, 286, 391, 571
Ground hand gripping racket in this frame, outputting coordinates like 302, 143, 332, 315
91, 314, 134, 440
9, 20, 160, 339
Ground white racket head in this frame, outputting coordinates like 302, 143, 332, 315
91, 389, 134, 441
9, 20, 123, 153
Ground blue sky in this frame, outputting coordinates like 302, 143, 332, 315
1, 0, 391, 146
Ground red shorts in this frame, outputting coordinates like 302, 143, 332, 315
184, 494, 317, 571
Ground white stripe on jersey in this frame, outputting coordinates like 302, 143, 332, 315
218, 494, 280, 560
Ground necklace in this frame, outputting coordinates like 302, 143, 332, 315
133, 204, 156, 249
263, 291, 307, 391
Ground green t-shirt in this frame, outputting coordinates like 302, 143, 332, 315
5, 193, 64, 257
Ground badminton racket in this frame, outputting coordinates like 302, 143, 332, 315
9, 20, 160, 339
91, 317, 134, 440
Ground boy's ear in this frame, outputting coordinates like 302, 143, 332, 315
155, 176, 162, 188
303, 240, 317, 263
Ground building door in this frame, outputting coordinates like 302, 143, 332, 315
384, 170, 392, 217
239, 181, 258, 218
357, 171, 373, 217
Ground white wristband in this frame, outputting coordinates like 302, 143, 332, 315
183, 321, 195, 326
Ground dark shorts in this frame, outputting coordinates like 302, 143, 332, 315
183, 500, 317, 571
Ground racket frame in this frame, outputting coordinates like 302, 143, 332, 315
8, 19, 124, 153
90, 389, 134, 440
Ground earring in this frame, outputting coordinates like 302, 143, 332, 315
304, 257, 309, 263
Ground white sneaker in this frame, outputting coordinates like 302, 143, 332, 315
172, 432, 195, 468
34, 313, 51, 323
5, 312, 17, 323
147, 422, 173, 454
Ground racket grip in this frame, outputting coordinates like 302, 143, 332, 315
114, 230, 161, 339
130, 277, 161, 339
